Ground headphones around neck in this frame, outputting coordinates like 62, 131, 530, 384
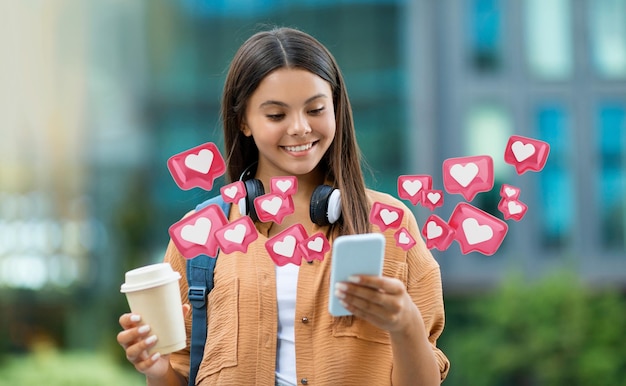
237, 163, 342, 226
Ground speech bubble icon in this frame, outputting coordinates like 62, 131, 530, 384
443, 155, 494, 202
253, 193, 294, 224
504, 135, 550, 174
270, 176, 298, 197
220, 181, 247, 204
168, 203, 229, 259
394, 227, 416, 251
167, 142, 226, 191
420, 189, 444, 211
499, 184, 521, 200
298, 232, 330, 263
369, 201, 404, 231
421, 214, 456, 251
265, 223, 308, 266
213, 216, 258, 254
498, 197, 528, 222
448, 202, 508, 255
397, 175, 433, 205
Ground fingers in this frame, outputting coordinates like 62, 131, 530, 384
117, 314, 159, 365
334, 276, 409, 330
119, 313, 142, 329
346, 275, 405, 294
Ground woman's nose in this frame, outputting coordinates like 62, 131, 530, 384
287, 113, 312, 136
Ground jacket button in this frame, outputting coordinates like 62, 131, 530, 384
301, 378, 308, 385
301, 316, 309, 323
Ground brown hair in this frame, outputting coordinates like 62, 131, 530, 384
221, 27, 370, 235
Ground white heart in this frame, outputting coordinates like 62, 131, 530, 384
402, 180, 422, 197
307, 237, 323, 252
184, 149, 214, 174
398, 232, 411, 245
511, 141, 535, 162
449, 163, 479, 188
224, 224, 246, 244
380, 209, 399, 225
508, 201, 523, 215
427, 192, 441, 204
276, 180, 292, 193
462, 218, 493, 245
224, 186, 238, 199
260, 197, 282, 215
180, 217, 212, 245
274, 235, 296, 258
426, 221, 443, 239
504, 187, 516, 197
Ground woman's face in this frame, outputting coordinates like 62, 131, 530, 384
242, 68, 336, 179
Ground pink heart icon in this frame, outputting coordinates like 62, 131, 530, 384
420, 189, 444, 211
394, 227, 416, 251
369, 201, 404, 231
500, 184, 520, 200
397, 175, 432, 205
220, 181, 247, 204
448, 203, 508, 255
253, 193, 295, 224
298, 232, 330, 262
167, 142, 226, 191
271, 176, 298, 197
504, 135, 550, 175
265, 224, 308, 266
214, 216, 258, 254
168, 203, 229, 259
443, 155, 494, 202
497, 197, 528, 221
421, 214, 455, 251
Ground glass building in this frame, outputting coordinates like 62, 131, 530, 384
0, 0, 625, 352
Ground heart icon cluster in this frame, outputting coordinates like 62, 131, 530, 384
397, 135, 549, 255
166, 134, 549, 261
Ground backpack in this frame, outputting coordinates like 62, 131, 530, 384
185, 195, 231, 386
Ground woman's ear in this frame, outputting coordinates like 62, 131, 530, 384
241, 123, 252, 137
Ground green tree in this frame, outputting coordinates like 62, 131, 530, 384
440, 271, 626, 386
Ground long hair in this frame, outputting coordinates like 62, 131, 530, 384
221, 27, 370, 235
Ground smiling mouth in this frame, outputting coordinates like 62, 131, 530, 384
282, 142, 315, 152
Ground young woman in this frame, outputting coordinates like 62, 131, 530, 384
118, 27, 449, 385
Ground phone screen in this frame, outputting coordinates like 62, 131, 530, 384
328, 233, 386, 316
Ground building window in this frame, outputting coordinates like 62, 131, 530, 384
589, 0, 626, 79
524, 0, 573, 80
466, 103, 512, 177
597, 104, 626, 251
536, 105, 574, 249
465, 103, 512, 220
467, 0, 502, 72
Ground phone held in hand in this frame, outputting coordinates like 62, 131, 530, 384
328, 233, 386, 316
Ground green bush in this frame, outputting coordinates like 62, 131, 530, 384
440, 271, 626, 386
0, 346, 144, 386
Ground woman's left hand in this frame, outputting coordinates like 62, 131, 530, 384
334, 275, 420, 334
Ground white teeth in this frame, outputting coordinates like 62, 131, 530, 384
284, 143, 313, 152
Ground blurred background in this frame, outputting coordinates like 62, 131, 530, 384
1, 0, 625, 385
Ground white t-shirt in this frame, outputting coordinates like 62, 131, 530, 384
275, 263, 299, 386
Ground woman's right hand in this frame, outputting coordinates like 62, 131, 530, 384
117, 313, 173, 378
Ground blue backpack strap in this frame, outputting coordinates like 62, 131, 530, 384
186, 195, 231, 386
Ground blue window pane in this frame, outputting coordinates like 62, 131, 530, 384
598, 104, 626, 250
468, 0, 502, 71
536, 105, 574, 249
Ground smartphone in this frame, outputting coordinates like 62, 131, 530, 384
328, 233, 386, 316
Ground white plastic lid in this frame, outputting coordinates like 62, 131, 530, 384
120, 263, 181, 293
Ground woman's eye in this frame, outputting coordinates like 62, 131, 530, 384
266, 114, 285, 120
309, 107, 325, 115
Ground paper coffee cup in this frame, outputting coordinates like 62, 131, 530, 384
120, 263, 186, 355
